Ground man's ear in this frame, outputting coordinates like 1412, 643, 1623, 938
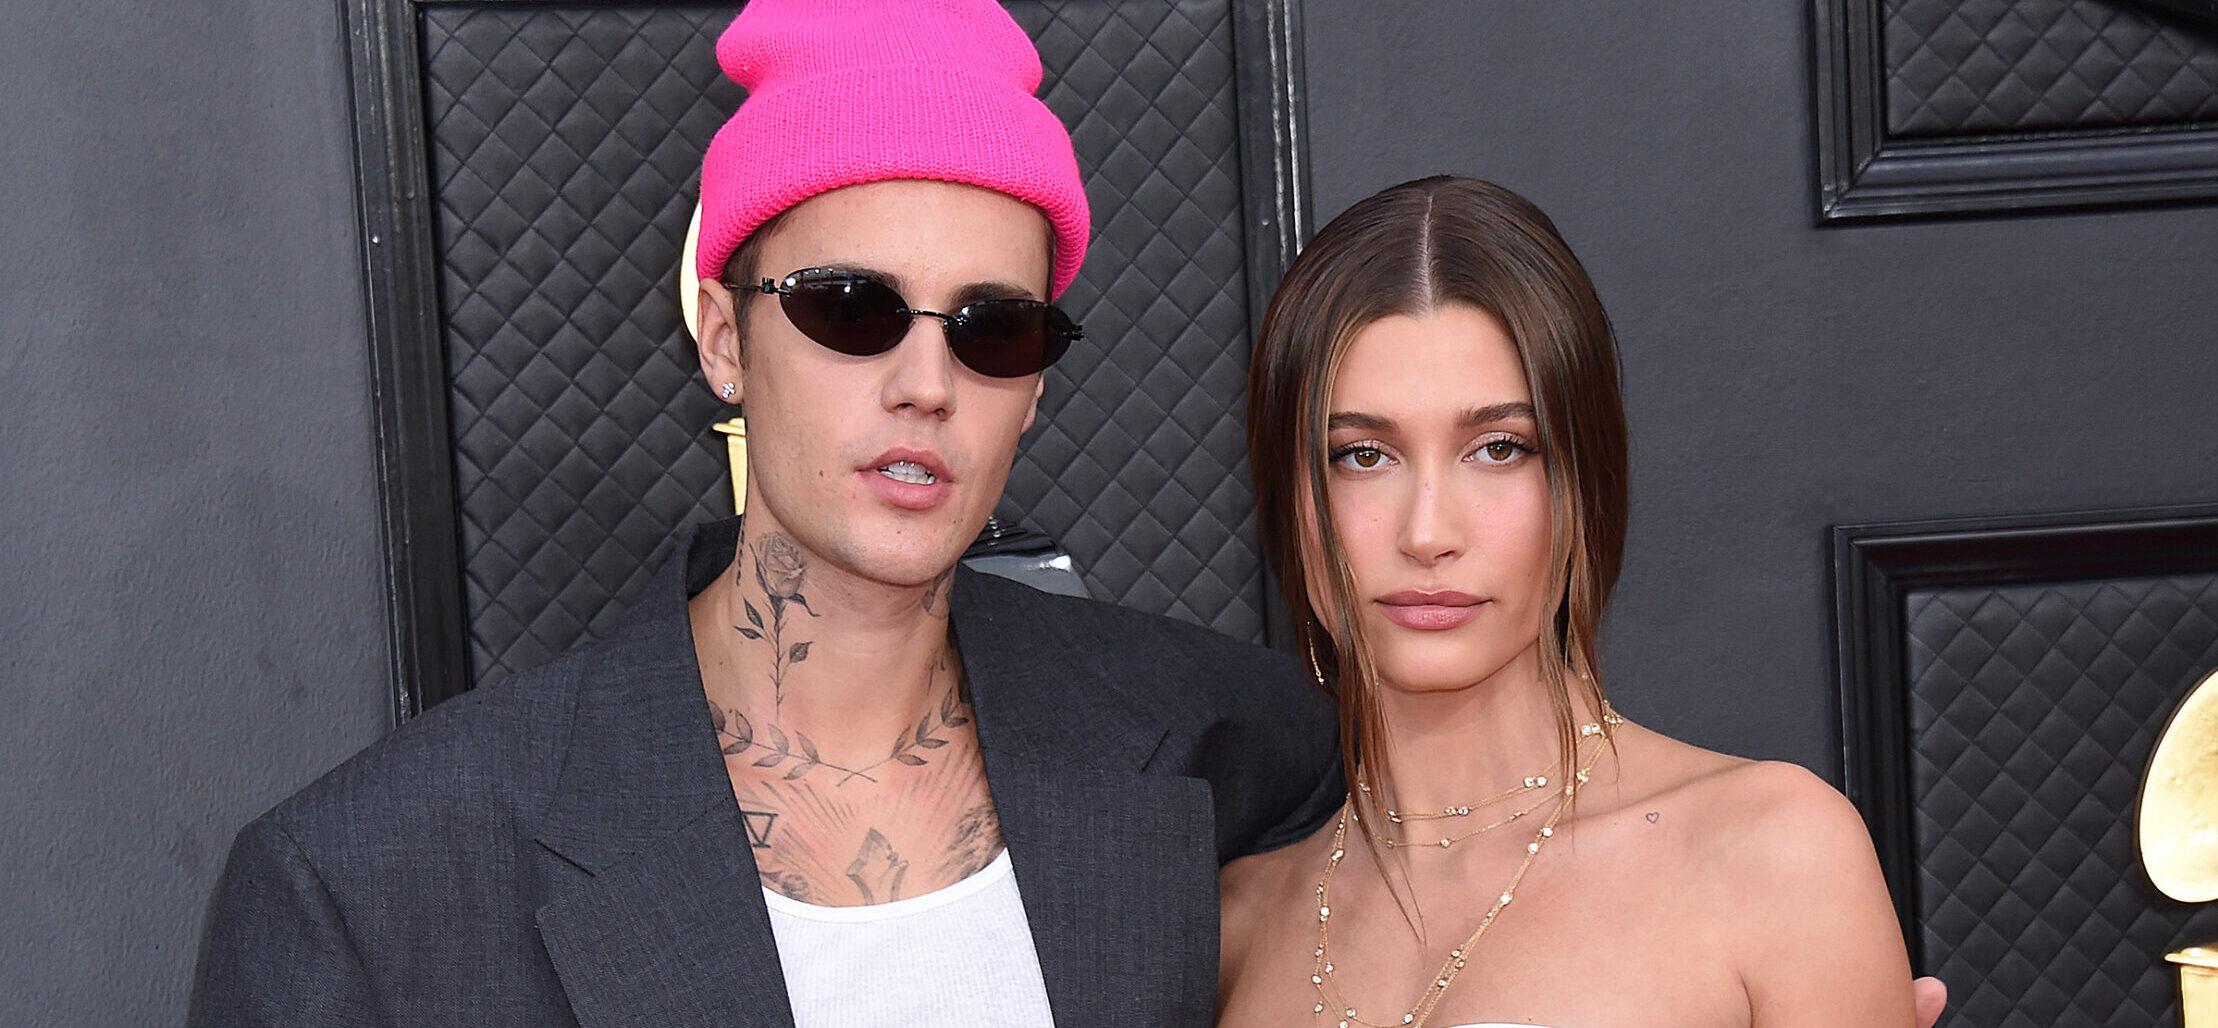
1021, 374, 1044, 434
696, 281, 744, 404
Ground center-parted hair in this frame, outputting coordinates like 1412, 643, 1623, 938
1247, 175, 1630, 815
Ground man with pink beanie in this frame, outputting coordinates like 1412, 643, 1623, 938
190, 1, 1338, 1025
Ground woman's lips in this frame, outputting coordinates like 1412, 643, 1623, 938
1375, 591, 1486, 631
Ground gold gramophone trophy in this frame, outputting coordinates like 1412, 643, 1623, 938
2141, 665, 2218, 1026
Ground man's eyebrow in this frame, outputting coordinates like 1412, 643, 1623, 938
807, 265, 1038, 307
1461, 401, 1536, 427
951, 280, 1041, 306
814, 262, 906, 293
1327, 411, 1394, 432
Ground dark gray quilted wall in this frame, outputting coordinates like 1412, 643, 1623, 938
421, 1, 1265, 687
1906, 574, 2218, 1027
1885, 0, 2218, 137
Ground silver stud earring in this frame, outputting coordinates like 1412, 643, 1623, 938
718, 382, 737, 400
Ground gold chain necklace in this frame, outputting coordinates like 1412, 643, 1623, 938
1354, 714, 1621, 851
1308, 714, 1619, 1028
1361, 773, 1548, 823
1358, 793, 1552, 850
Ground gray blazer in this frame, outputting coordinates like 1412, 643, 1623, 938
189, 517, 1341, 1026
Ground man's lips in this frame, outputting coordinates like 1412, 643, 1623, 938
1375, 590, 1487, 630
859, 446, 954, 512
862, 446, 953, 482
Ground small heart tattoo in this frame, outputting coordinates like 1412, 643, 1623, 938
1645, 811, 1660, 823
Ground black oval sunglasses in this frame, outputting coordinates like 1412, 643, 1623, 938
722, 267, 1083, 379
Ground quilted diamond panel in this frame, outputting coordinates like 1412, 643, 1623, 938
998, 2, 1263, 642
421, 2, 1264, 686
1906, 574, 2218, 1027
1885, 0, 2218, 137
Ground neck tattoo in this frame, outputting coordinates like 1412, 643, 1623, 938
710, 647, 969, 787
713, 528, 969, 787
733, 531, 820, 713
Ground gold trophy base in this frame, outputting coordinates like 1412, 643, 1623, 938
713, 417, 748, 514
2174, 946, 2217, 1028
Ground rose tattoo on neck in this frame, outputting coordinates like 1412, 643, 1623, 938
734, 532, 819, 713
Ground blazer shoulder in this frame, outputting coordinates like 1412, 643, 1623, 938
968, 570, 1319, 713
966, 574, 1343, 858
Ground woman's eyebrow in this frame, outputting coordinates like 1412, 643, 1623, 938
1461, 401, 1536, 427
1330, 403, 1534, 432
1327, 411, 1394, 431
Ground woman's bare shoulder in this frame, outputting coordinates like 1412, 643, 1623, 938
1608, 725, 1881, 890
1696, 759, 1875, 874
1608, 721, 1833, 806
1622, 727, 1913, 1022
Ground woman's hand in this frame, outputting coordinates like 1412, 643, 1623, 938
1913, 976, 1947, 1028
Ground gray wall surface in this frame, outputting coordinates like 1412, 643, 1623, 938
1300, 0, 2218, 777
0, 2, 390, 1024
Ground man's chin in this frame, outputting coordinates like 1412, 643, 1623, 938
833, 515, 984, 586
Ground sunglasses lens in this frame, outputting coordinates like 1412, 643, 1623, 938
781, 273, 908, 356
950, 301, 1073, 378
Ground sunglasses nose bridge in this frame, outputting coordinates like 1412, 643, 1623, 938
895, 307, 957, 326
894, 307, 968, 350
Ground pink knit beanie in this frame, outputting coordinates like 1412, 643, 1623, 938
696, 0, 1091, 298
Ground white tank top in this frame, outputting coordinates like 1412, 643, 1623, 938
763, 849, 1055, 1026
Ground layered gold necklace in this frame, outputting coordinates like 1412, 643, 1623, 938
1355, 773, 1552, 850
1308, 711, 1623, 1028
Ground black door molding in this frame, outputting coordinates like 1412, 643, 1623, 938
342, 0, 464, 723
1810, 0, 2218, 222
1829, 503, 2218, 958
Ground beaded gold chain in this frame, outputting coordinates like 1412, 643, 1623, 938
1358, 793, 1552, 850
1352, 713, 1622, 851
1307, 712, 1620, 1028
1364, 773, 1546, 823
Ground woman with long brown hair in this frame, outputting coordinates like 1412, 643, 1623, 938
1218, 176, 1917, 1027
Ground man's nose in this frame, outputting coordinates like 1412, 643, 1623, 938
880, 315, 957, 418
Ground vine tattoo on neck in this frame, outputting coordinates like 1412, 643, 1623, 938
712, 645, 973, 787
838, 648, 971, 784
712, 702, 863, 783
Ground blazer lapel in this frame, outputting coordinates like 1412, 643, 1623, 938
952, 569, 1222, 1026
533, 519, 796, 1028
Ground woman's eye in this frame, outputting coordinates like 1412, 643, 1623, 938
1474, 439, 1530, 465
1332, 445, 1390, 471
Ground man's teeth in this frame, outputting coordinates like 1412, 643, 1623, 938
878, 461, 937, 485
